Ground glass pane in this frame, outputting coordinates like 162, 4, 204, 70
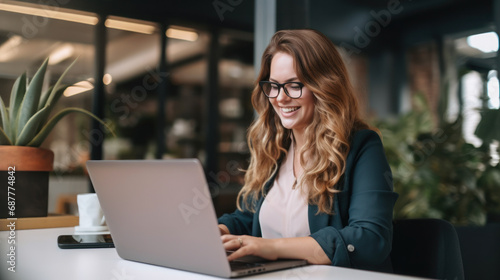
103, 17, 160, 160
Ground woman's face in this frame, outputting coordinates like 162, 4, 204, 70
268, 52, 315, 134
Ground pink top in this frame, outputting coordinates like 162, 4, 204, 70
259, 141, 310, 238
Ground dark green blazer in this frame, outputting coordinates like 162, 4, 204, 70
218, 129, 398, 272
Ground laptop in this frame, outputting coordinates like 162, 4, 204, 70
86, 159, 307, 278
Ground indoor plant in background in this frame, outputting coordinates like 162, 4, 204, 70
0, 58, 112, 218
376, 92, 500, 226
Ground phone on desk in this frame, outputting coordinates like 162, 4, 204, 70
57, 234, 114, 249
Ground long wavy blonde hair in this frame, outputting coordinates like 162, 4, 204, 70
237, 29, 370, 214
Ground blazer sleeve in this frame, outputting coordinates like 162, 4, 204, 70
217, 197, 255, 235
310, 130, 398, 269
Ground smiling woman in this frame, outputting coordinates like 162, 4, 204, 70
217, 29, 398, 272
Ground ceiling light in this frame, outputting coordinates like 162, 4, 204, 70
0, 35, 23, 62
166, 27, 198, 42
103, 73, 113, 85
0, 2, 159, 34
0, 2, 98, 25
105, 19, 156, 34
64, 80, 94, 97
49, 44, 75, 65
467, 32, 499, 53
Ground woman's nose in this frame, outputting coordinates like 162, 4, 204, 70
276, 88, 290, 102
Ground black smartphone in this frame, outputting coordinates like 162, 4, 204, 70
57, 234, 114, 249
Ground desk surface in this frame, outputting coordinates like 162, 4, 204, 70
0, 227, 423, 280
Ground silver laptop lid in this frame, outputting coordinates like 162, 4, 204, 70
86, 159, 232, 278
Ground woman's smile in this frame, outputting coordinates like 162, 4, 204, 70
281, 106, 300, 113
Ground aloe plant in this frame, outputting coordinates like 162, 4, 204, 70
0, 58, 112, 147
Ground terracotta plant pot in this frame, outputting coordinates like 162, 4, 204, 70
0, 146, 54, 218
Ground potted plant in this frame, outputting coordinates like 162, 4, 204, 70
0, 58, 112, 218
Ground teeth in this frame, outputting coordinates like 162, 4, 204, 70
282, 107, 299, 113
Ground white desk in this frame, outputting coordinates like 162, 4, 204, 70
0, 227, 423, 280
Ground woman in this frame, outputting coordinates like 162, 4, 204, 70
218, 29, 398, 272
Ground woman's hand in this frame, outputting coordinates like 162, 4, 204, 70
218, 224, 230, 235
221, 234, 279, 261
221, 234, 331, 265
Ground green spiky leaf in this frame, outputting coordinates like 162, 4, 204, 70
36, 84, 70, 129
27, 107, 115, 147
15, 106, 50, 146
9, 72, 27, 140
35, 58, 76, 129
0, 126, 12, 145
45, 58, 77, 107
0, 97, 12, 142
17, 58, 49, 137
38, 85, 55, 111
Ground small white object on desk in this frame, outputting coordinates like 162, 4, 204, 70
74, 193, 108, 233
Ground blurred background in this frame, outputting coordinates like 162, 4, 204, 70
0, 0, 498, 227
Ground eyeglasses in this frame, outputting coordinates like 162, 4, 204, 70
259, 81, 304, 99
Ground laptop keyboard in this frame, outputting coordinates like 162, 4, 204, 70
229, 261, 264, 270
227, 251, 269, 271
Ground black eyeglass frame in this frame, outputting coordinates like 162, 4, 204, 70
258, 81, 304, 99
